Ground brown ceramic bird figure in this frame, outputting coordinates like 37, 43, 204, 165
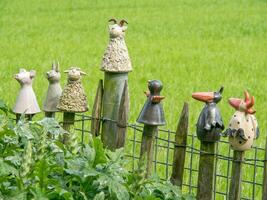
224, 91, 259, 151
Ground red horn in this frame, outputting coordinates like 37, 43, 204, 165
244, 90, 250, 102
246, 96, 254, 109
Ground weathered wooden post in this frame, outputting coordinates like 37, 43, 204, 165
192, 87, 225, 200
57, 67, 88, 143
13, 69, 40, 122
137, 80, 165, 177
262, 136, 267, 200
100, 18, 132, 150
116, 81, 129, 148
43, 61, 62, 118
170, 102, 189, 187
223, 91, 259, 200
91, 79, 104, 137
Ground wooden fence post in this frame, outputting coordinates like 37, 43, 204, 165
137, 80, 165, 178
171, 102, 189, 187
197, 141, 216, 200
91, 79, 103, 137
263, 135, 267, 200
116, 81, 129, 148
139, 125, 158, 177
229, 150, 244, 200
192, 88, 224, 200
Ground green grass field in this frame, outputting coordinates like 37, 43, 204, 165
0, 0, 267, 199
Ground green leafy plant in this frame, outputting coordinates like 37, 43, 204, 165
0, 101, 194, 200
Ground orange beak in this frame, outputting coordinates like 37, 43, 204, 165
228, 98, 241, 109
192, 92, 214, 103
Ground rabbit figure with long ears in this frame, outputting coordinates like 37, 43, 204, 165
43, 61, 62, 116
224, 91, 259, 151
13, 69, 41, 115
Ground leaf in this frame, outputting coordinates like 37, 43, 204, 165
0, 158, 18, 176
37, 118, 65, 136
109, 181, 129, 200
30, 188, 49, 200
0, 99, 11, 114
82, 144, 96, 165
93, 138, 107, 166
93, 192, 105, 200
6, 191, 27, 200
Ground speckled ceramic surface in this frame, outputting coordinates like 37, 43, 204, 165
101, 19, 132, 73
57, 67, 88, 113
225, 91, 259, 151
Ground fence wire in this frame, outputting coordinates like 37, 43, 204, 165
74, 113, 265, 200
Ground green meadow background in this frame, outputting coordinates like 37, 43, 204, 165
0, 0, 267, 198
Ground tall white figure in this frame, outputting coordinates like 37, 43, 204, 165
13, 69, 40, 119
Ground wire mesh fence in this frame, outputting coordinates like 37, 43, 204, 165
74, 113, 265, 200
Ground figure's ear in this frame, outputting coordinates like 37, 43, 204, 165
122, 26, 127, 31
80, 71, 87, 76
56, 61, 60, 72
52, 62, 56, 70
30, 70, 36, 78
19, 68, 26, 73
219, 86, 224, 94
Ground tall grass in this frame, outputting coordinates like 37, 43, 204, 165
0, 0, 267, 198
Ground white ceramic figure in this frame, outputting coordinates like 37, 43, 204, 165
101, 19, 132, 73
43, 62, 62, 112
13, 69, 41, 114
225, 91, 259, 151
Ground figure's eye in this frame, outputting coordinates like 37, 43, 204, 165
111, 28, 115, 30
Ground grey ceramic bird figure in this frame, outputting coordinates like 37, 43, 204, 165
192, 87, 224, 142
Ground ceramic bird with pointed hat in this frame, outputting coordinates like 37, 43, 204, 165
192, 87, 224, 142
224, 91, 259, 151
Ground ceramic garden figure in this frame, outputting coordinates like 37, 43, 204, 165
101, 18, 132, 72
137, 80, 166, 177
192, 87, 224, 142
57, 67, 88, 113
43, 61, 62, 117
100, 18, 132, 149
224, 91, 259, 151
137, 80, 165, 125
13, 69, 41, 116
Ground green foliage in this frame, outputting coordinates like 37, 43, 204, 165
0, 108, 194, 199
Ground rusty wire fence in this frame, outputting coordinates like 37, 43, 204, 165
74, 113, 265, 200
